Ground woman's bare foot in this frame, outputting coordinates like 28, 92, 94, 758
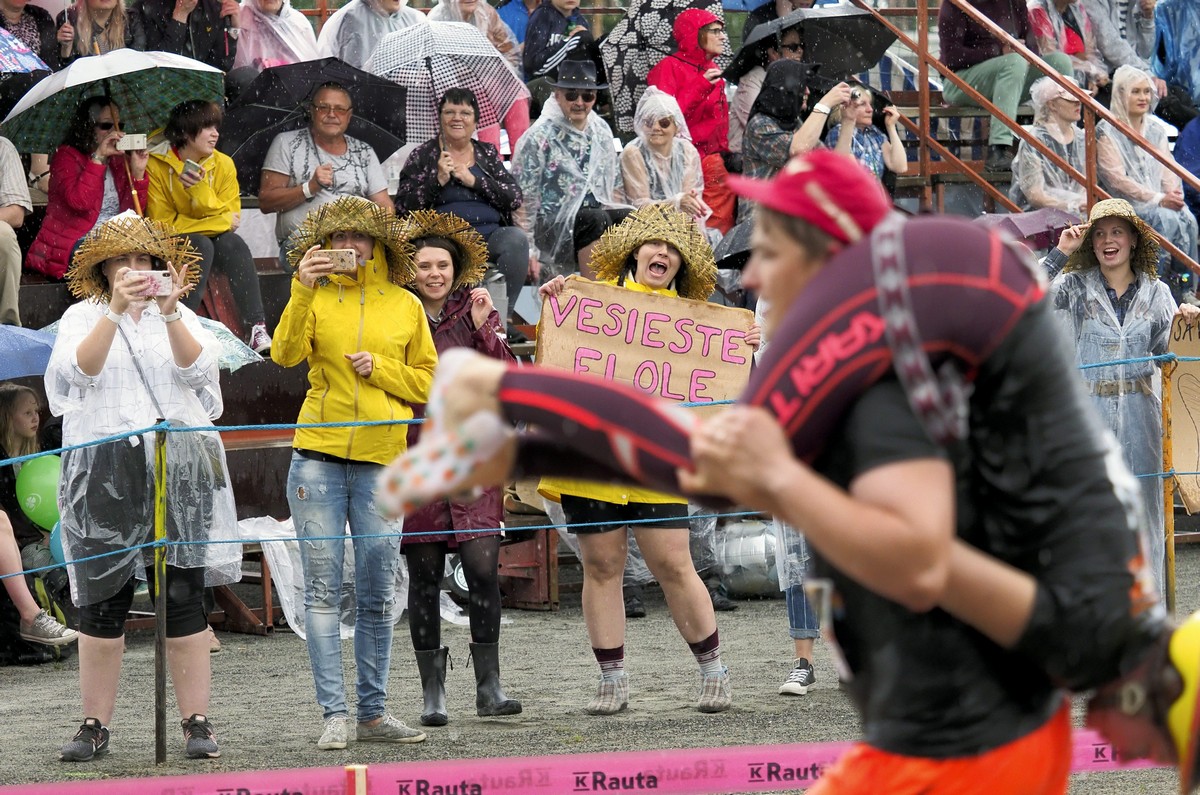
378, 411, 517, 518
426, 349, 509, 433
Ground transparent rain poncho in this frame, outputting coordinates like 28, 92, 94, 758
427, 0, 522, 72
511, 99, 626, 277
1050, 266, 1177, 591
234, 0, 321, 72
316, 0, 428, 70
45, 301, 242, 606
1098, 66, 1199, 263
1010, 77, 1089, 214
618, 87, 704, 211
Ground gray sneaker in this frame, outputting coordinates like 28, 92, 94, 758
317, 715, 351, 750
696, 667, 732, 713
20, 610, 78, 646
779, 658, 816, 696
356, 714, 426, 744
182, 714, 220, 759
61, 718, 109, 762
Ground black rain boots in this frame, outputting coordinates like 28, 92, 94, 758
414, 646, 449, 726
470, 641, 522, 717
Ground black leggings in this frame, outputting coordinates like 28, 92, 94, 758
182, 231, 266, 325
406, 535, 503, 649
78, 564, 208, 639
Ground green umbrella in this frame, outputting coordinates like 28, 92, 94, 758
0, 48, 224, 153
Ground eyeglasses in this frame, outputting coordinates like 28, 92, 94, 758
564, 90, 597, 103
644, 117, 673, 130
702, 25, 727, 35
313, 103, 353, 116
95, 121, 123, 131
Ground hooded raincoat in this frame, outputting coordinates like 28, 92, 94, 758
618, 87, 704, 212
271, 242, 438, 465
511, 100, 625, 275
646, 8, 728, 159
46, 301, 241, 606
1051, 266, 1176, 591
234, 0, 321, 72
146, 146, 242, 237
316, 0, 429, 70
403, 286, 514, 544
1097, 67, 1199, 265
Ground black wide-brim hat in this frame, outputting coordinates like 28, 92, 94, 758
548, 60, 609, 91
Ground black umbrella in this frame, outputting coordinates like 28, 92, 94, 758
713, 219, 753, 270
226, 57, 408, 145
725, 6, 895, 84
218, 104, 405, 194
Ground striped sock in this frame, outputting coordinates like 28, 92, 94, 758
594, 645, 626, 681
689, 630, 723, 677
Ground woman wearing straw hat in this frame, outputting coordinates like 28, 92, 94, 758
272, 196, 436, 751
397, 209, 520, 727
46, 211, 241, 762
1048, 198, 1200, 594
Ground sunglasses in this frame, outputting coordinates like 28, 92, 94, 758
779, 43, 803, 53
564, 90, 597, 103
95, 121, 123, 131
645, 117, 673, 130
313, 103, 352, 116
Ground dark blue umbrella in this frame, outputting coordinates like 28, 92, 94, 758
0, 325, 55, 379
722, 0, 770, 10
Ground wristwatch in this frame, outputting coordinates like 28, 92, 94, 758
160, 310, 182, 323
227, 28, 240, 39
104, 308, 124, 325
811, 102, 832, 116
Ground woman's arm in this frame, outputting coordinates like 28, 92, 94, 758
882, 108, 909, 174
619, 146, 652, 207
395, 141, 439, 211
1097, 130, 1162, 205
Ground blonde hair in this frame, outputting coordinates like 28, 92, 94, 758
72, 0, 128, 57
0, 383, 40, 460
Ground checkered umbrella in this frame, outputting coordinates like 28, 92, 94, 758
0, 49, 224, 153
601, 0, 729, 135
365, 22, 529, 146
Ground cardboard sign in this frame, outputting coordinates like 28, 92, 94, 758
535, 278, 755, 413
1170, 316, 1200, 512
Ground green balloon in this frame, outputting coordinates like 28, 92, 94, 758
15, 454, 61, 531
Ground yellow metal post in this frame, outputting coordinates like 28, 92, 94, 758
1164, 361, 1177, 616
154, 425, 168, 763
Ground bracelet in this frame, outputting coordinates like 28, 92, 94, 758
160, 310, 182, 323
301, 181, 314, 200
90, 154, 106, 165
811, 102, 832, 116
104, 308, 124, 325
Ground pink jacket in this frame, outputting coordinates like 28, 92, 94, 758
26, 146, 149, 279
647, 8, 729, 158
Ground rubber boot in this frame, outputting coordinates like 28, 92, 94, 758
414, 647, 449, 726
470, 641, 522, 717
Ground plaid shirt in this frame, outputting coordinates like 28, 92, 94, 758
1102, 274, 1140, 325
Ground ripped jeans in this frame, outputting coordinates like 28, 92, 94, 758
287, 452, 402, 722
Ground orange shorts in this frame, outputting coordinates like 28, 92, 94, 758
809, 699, 1070, 795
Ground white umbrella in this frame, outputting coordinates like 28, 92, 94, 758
366, 22, 529, 146
1, 49, 225, 153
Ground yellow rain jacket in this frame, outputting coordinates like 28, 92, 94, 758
146, 146, 241, 236
540, 279, 686, 507
271, 242, 438, 465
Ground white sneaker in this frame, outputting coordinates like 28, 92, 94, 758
19, 610, 78, 646
779, 658, 816, 696
317, 715, 350, 750
249, 323, 272, 354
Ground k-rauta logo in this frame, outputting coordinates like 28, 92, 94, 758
393, 780, 482, 795
747, 760, 825, 783
571, 770, 660, 791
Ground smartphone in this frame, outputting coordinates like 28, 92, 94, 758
116, 133, 147, 151
322, 249, 359, 273
182, 159, 203, 176
142, 271, 175, 297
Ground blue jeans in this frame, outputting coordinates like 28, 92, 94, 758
786, 583, 820, 641
288, 453, 402, 722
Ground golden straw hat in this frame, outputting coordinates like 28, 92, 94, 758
398, 209, 489, 293
287, 196, 414, 285
589, 203, 717, 301
1064, 198, 1161, 278
68, 212, 202, 302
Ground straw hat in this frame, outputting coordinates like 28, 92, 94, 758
589, 203, 718, 301
286, 196, 414, 286
398, 209, 489, 293
67, 212, 202, 302
1064, 198, 1161, 277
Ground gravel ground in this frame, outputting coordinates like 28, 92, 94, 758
1, 539, 1198, 793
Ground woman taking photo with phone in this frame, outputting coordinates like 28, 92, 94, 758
272, 195, 437, 751
147, 99, 273, 354
46, 212, 241, 762
27, 97, 149, 281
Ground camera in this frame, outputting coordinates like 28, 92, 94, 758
182, 159, 203, 176
116, 133, 147, 151
141, 271, 176, 297
322, 249, 359, 273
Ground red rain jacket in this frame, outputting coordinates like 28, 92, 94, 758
647, 8, 729, 159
